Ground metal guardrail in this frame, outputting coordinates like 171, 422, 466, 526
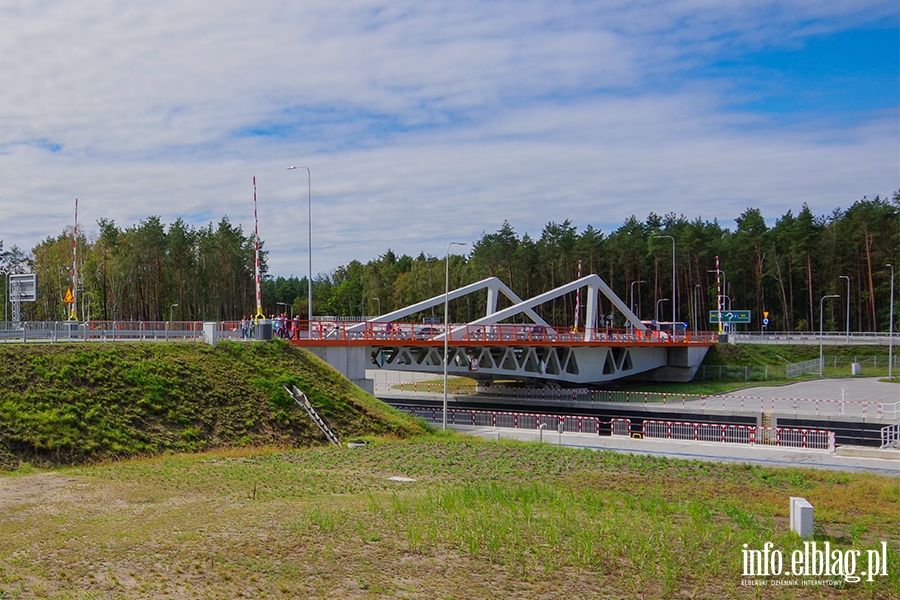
0, 320, 717, 346
730, 331, 896, 346
641, 419, 835, 451
881, 423, 900, 449
397, 406, 835, 451
0, 321, 211, 343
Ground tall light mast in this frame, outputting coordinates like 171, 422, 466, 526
70, 198, 78, 321
252, 177, 265, 319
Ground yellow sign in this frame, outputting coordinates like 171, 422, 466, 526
763, 311, 769, 319
64, 288, 74, 303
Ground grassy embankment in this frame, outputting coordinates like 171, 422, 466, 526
0, 340, 424, 469
1, 341, 898, 598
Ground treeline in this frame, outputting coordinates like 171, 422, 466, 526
291, 194, 898, 332
6, 216, 264, 322
2, 193, 898, 330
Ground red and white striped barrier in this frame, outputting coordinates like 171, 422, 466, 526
640, 419, 834, 451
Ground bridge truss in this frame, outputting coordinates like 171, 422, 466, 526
329, 275, 715, 386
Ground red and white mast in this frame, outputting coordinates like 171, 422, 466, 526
716, 255, 723, 334
253, 177, 264, 319
70, 198, 78, 320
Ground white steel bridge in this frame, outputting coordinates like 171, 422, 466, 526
0, 275, 717, 387
300, 275, 716, 386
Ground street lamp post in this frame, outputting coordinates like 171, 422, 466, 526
655, 298, 669, 323
0, 271, 7, 326
819, 294, 840, 377
372, 297, 381, 316
630, 279, 646, 319
694, 284, 702, 331
888, 264, 894, 381
654, 235, 676, 338
839, 275, 850, 342
443, 241, 467, 430
169, 303, 178, 323
287, 166, 313, 324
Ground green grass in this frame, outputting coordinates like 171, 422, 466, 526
0, 438, 897, 598
0, 340, 425, 469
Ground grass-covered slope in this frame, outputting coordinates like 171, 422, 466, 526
0, 340, 425, 468
703, 342, 891, 366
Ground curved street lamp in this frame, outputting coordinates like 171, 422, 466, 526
276, 301, 292, 319
655, 298, 670, 323
630, 279, 646, 319
287, 166, 313, 324
839, 275, 850, 342
694, 284, 702, 331
443, 241, 467, 430
169, 303, 178, 323
819, 295, 840, 377
888, 264, 894, 381
654, 235, 676, 337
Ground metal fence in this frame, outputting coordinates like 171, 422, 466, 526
881, 423, 900, 449
693, 365, 773, 381
785, 358, 822, 378
398, 407, 836, 451
730, 331, 896, 346
0, 321, 209, 343
400, 406, 603, 433
641, 419, 835, 451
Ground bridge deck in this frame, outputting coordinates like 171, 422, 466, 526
286, 321, 717, 347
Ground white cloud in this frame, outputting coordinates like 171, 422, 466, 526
0, 0, 896, 277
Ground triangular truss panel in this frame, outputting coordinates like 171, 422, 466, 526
462, 274, 645, 341
348, 277, 548, 335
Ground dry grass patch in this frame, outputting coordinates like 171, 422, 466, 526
0, 439, 897, 599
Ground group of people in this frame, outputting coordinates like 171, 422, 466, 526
239, 313, 302, 340
273, 313, 302, 339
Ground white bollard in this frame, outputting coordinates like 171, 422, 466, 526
790, 497, 814, 539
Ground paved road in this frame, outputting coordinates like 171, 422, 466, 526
380, 375, 900, 420
681, 377, 900, 419
735, 377, 900, 404
453, 425, 900, 476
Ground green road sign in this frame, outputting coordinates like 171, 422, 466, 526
709, 310, 751, 323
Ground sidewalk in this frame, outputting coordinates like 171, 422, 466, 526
451, 425, 900, 476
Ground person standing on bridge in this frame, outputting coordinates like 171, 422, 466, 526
274, 314, 283, 338
240, 316, 249, 339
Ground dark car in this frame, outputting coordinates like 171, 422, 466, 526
414, 326, 442, 340
528, 325, 557, 341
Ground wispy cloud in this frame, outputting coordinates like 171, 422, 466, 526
0, 1, 896, 276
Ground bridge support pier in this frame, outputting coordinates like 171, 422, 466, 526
305, 346, 374, 394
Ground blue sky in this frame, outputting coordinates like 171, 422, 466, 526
713, 22, 898, 117
0, 1, 897, 278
